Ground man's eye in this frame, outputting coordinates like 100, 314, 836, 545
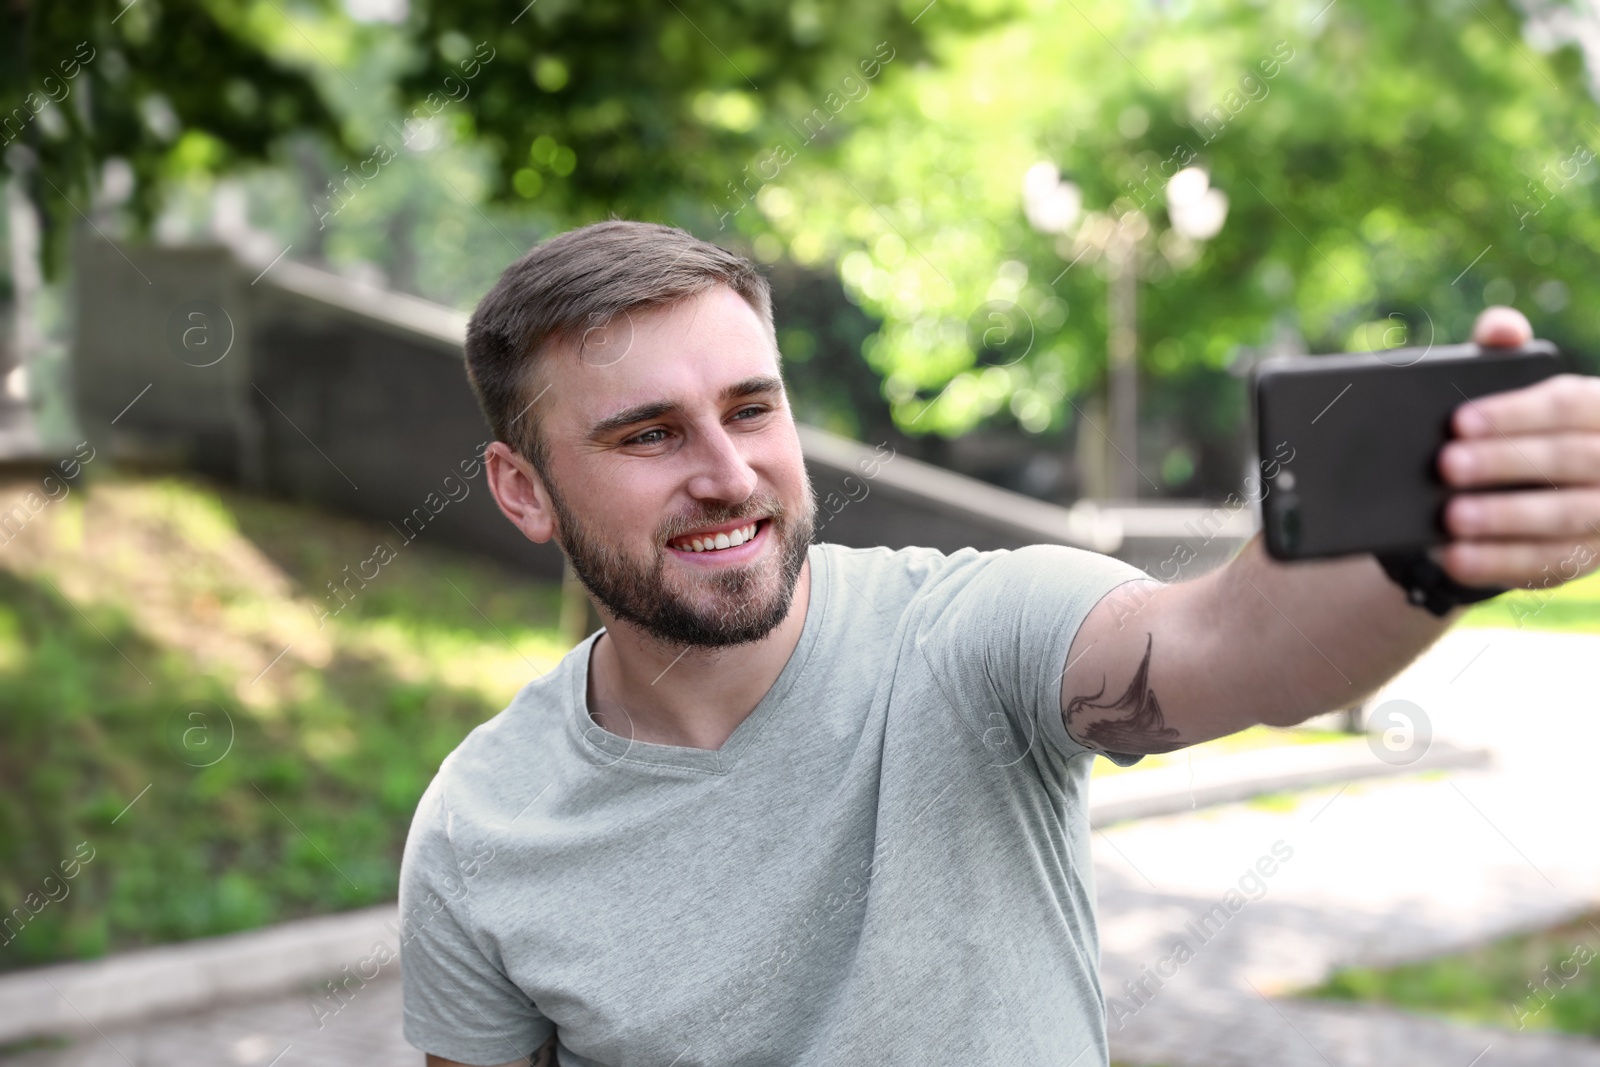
733, 405, 768, 421
626, 428, 668, 446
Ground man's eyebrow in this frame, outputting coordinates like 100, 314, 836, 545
587, 400, 678, 439
586, 376, 785, 440
722, 375, 785, 401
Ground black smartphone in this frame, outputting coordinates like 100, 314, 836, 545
1253, 340, 1563, 560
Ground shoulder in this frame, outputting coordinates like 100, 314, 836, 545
812, 540, 1139, 625
882, 542, 1150, 638
812, 540, 979, 599
410, 641, 587, 844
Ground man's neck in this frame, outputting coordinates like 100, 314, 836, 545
585, 558, 812, 751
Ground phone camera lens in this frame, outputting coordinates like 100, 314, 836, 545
1273, 491, 1301, 554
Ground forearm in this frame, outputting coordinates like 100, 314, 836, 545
1062, 534, 1457, 753
1187, 534, 1455, 723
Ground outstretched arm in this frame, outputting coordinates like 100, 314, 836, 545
1060, 538, 1446, 754
1061, 307, 1600, 755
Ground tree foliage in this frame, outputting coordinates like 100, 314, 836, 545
2, 0, 346, 273
11, 0, 1600, 478
738, 0, 1600, 444
394, 0, 976, 226
3, 0, 965, 273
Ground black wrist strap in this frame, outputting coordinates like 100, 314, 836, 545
1374, 550, 1507, 617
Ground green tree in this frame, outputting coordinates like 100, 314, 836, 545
747, 0, 1600, 457
5, 0, 961, 272
2, 0, 346, 274
394, 0, 957, 228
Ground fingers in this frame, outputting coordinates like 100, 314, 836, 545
1453, 374, 1600, 438
1440, 433, 1600, 487
1471, 305, 1533, 348
1430, 309, 1600, 589
1440, 537, 1600, 587
1445, 489, 1600, 540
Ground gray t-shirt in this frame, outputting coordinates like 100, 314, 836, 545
399, 541, 1147, 1066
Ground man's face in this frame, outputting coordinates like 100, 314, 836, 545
534, 285, 815, 648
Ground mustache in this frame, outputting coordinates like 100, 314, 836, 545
656, 493, 788, 544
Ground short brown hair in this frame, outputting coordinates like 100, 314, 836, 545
464, 220, 775, 474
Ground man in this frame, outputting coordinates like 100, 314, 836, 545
399, 220, 1600, 1066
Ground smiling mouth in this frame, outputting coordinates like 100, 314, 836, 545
667, 520, 764, 554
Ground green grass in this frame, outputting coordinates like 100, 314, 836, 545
1303, 910, 1600, 1038
0, 467, 570, 971
1244, 790, 1304, 813
1458, 567, 1600, 633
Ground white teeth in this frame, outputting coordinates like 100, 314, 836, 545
675, 522, 759, 552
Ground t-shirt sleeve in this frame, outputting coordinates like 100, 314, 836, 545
400, 778, 554, 1065
915, 543, 1153, 769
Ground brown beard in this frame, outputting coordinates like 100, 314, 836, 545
547, 476, 816, 649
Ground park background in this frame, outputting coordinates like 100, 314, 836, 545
3, 0, 1600, 1063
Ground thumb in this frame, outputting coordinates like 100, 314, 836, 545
1472, 306, 1533, 349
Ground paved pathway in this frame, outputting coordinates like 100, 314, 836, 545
6, 628, 1597, 1067
0, 974, 415, 1067
1103, 627, 1600, 1066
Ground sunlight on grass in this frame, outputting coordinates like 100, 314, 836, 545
1303, 910, 1600, 1038
1245, 790, 1303, 813
0, 467, 570, 969
1459, 568, 1600, 633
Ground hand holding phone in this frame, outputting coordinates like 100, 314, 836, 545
1250, 304, 1600, 607
1254, 340, 1563, 560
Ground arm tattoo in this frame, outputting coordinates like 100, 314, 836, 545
1064, 633, 1183, 754
531, 1033, 558, 1067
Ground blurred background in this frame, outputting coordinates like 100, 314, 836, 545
2, 0, 1600, 1064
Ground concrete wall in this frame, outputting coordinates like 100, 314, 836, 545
72, 240, 258, 479
72, 238, 1254, 582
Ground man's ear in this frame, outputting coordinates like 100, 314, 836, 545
484, 441, 559, 544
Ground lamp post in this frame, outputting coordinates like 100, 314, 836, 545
1024, 162, 1227, 500
1, 146, 44, 460
1105, 217, 1139, 500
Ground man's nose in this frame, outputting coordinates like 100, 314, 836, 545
686, 423, 758, 503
